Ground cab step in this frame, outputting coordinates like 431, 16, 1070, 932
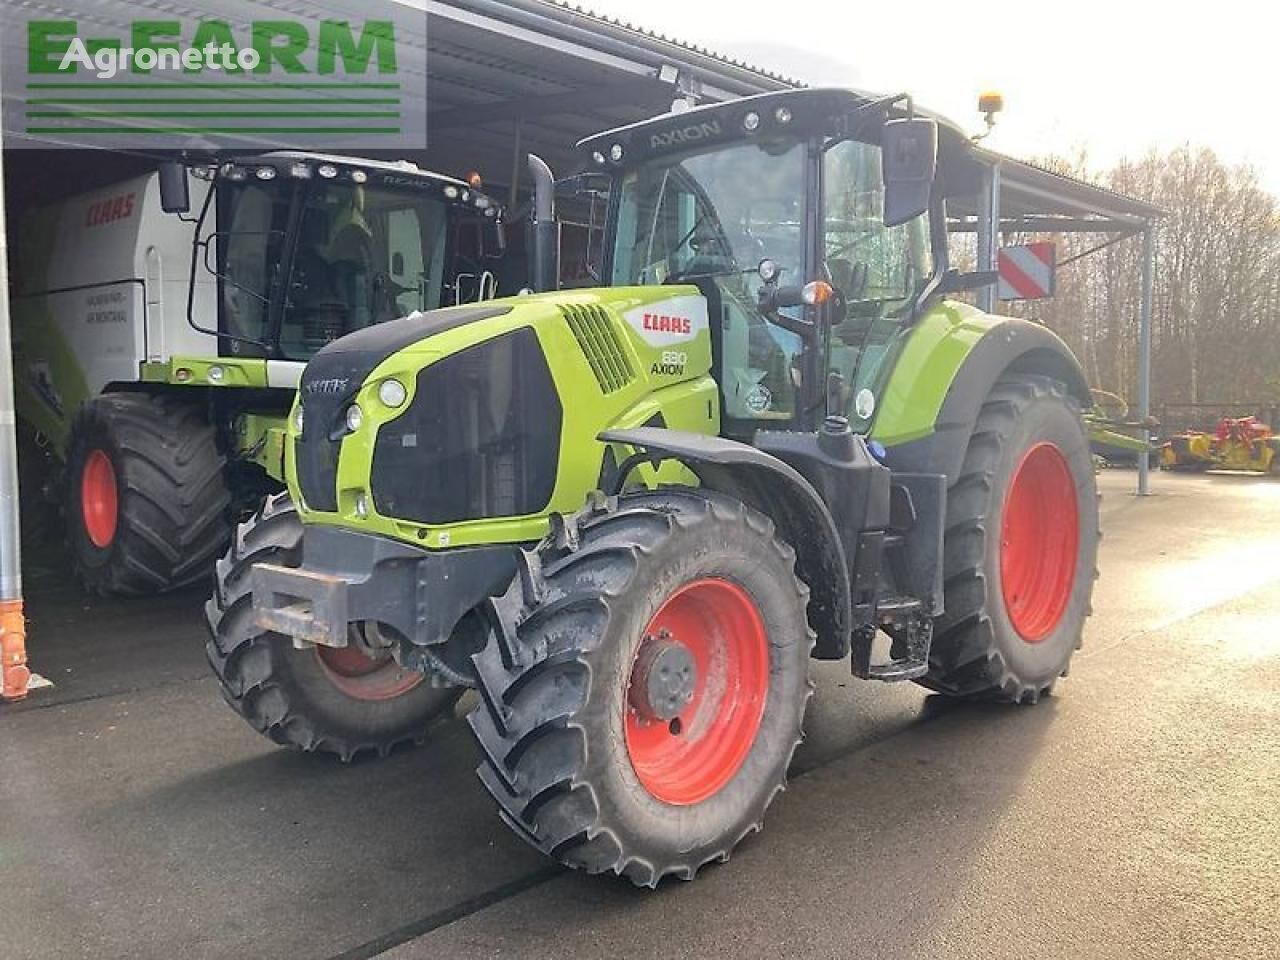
851, 598, 933, 682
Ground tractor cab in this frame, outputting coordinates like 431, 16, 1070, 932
160, 152, 505, 361
577, 88, 974, 439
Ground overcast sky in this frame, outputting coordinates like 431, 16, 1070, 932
585, 0, 1280, 194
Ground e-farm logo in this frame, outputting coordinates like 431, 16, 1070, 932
19, 14, 413, 145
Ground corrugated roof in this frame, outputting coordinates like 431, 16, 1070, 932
532, 2, 804, 86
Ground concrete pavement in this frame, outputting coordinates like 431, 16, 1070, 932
3, 470, 1278, 959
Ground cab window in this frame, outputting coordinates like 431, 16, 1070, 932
822, 139, 932, 424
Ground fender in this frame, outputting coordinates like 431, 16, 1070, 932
875, 308, 1090, 484
599, 427, 852, 659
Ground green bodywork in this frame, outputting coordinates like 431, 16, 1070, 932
10, 297, 92, 452
867, 299, 1001, 447
290, 286, 712, 548
140, 356, 272, 388
286, 288, 1017, 550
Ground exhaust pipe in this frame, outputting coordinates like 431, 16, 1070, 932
527, 154, 560, 293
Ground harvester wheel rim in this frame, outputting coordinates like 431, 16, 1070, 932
80, 449, 118, 549
314, 645, 424, 702
624, 577, 769, 806
1000, 442, 1079, 642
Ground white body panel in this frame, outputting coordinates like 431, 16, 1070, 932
14, 172, 220, 401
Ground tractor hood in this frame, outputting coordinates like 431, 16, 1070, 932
301, 302, 514, 406
295, 302, 513, 513
286, 286, 719, 548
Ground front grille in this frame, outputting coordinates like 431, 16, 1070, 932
561, 304, 635, 394
295, 355, 368, 513
370, 328, 562, 525
294, 435, 340, 512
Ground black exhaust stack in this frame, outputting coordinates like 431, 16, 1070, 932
527, 154, 560, 293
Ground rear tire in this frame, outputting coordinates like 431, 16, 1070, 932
205, 493, 461, 760
922, 376, 1098, 702
468, 489, 813, 887
64, 393, 230, 595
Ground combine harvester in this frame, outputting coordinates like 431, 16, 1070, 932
12, 153, 503, 594
204, 87, 1102, 885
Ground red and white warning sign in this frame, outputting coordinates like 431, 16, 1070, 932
998, 242, 1057, 301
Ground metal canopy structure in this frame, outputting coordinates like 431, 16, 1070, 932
951, 149, 1164, 235
0, 0, 1164, 702
414, 0, 794, 198
944, 150, 1163, 497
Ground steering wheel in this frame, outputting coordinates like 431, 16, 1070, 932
372, 272, 419, 322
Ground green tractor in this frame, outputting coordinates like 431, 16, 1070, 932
207, 88, 1098, 884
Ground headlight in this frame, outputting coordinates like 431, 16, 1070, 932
378, 378, 407, 408
345, 404, 364, 432
742, 111, 761, 132
292, 406, 304, 433
317, 164, 338, 179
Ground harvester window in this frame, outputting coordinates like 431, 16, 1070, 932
279, 183, 449, 359
217, 182, 291, 355
611, 141, 806, 421
821, 139, 933, 423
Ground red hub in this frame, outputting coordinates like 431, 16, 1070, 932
314, 631, 423, 702
1000, 443, 1079, 642
80, 449, 119, 549
624, 578, 769, 806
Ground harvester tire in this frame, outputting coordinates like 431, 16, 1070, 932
468, 489, 813, 887
65, 392, 231, 595
205, 493, 461, 761
922, 375, 1098, 703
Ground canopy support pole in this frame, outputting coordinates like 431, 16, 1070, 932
1136, 225, 1155, 496
0, 114, 31, 701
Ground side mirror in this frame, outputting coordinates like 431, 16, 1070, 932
158, 160, 190, 214
881, 118, 937, 227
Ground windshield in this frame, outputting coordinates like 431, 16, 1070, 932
218, 180, 450, 360
610, 140, 807, 423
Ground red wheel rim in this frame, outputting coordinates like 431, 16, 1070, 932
315, 645, 423, 702
624, 578, 769, 806
1000, 442, 1079, 642
80, 449, 118, 549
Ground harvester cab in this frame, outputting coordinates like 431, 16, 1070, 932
11, 150, 504, 596
210, 88, 1099, 887
159, 151, 505, 363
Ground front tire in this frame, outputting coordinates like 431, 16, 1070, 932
923, 375, 1098, 702
64, 393, 230, 595
468, 489, 813, 887
205, 493, 461, 760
